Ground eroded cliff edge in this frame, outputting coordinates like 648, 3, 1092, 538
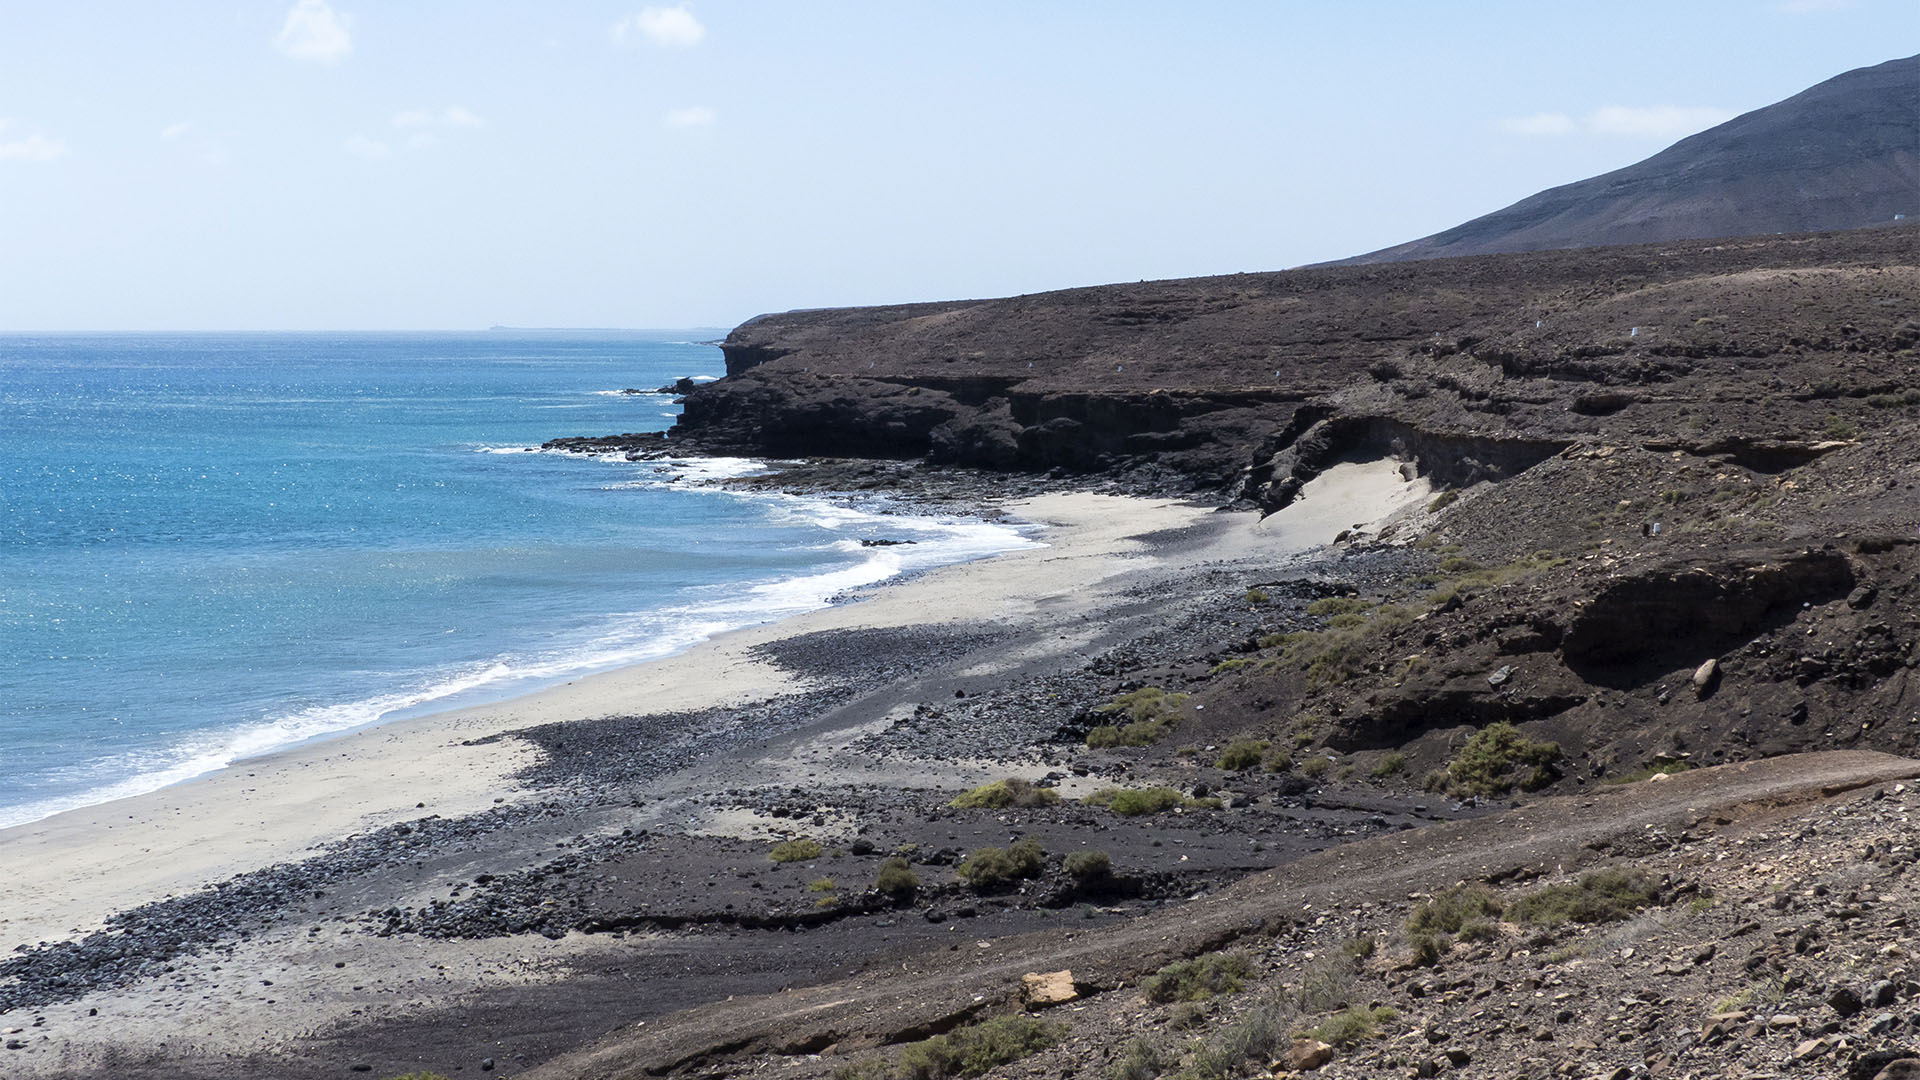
640, 224, 1920, 513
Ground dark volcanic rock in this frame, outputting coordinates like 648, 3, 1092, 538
1345, 54, 1920, 263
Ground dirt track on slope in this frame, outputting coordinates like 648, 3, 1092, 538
525, 749, 1920, 1079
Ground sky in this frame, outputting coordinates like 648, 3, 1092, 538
0, 1, 1909, 331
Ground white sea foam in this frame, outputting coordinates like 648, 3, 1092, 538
0, 490, 1040, 832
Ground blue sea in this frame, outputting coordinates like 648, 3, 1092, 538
0, 333, 1035, 829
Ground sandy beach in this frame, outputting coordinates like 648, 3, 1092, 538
0, 463, 1432, 1076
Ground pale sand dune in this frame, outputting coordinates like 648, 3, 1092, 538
0, 473, 1427, 955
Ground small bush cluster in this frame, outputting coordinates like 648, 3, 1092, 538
1434, 722, 1562, 797
1185, 1000, 1292, 1079
832, 1014, 1061, 1080
1085, 687, 1189, 748
949, 777, 1060, 809
1214, 739, 1269, 771
1208, 656, 1254, 676
1107, 1037, 1168, 1080
1305, 1005, 1399, 1048
769, 838, 824, 863
1141, 951, 1256, 1003
1295, 957, 1356, 1013
1370, 751, 1406, 778
1063, 849, 1112, 882
1083, 787, 1221, 816
1509, 867, 1662, 927
1407, 885, 1502, 935
872, 857, 919, 899
956, 838, 1045, 887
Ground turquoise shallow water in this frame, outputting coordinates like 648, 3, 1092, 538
0, 332, 1033, 828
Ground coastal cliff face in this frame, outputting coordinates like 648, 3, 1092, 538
658, 220, 1920, 786
676, 223, 1920, 507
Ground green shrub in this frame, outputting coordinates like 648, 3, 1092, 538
1063, 849, 1112, 882
1438, 555, 1480, 573
1209, 656, 1254, 676
1215, 739, 1269, 771
1408, 933, 1445, 968
1298, 757, 1330, 779
1140, 951, 1255, 1003
872, 857, 919, 899
1306, 596, 1373, 617
769, 838, 824, 863
1085, 688, 1189, 748
950, 778, 1061, 809
1107, 1037, 1169, 1080
1083, 787, 1219, 816
1371, 751, 1406, 778
1443, 722, 1562, 797
956, 838, 1045, 887
1509, 868, 1662, 927
834, 1015, 1061, 1080
1296, 956, 1355, 1012
1264, 749, 1294, 772
1342, 935, 1377, 960
1245, 588, 1270, 604
1824, 413, 1859, 440
1868, 389, 1920, 409
1407, 885, 1503, 935
809, 877, 837, 893
1427, 490, 1459, 512
1304, 1006, 1398, 1048
1096, 687, 1190, 723
1456, 917, 1499, 943
1185, 1001, 1290, 1080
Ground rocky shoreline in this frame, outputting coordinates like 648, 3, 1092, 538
0, 480, 1455, 1078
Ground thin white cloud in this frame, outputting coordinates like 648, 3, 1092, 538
1501, 112, 1575, 136
0, 119, 68, 163
385, 107, 484, 154
1588, 104, 1736, 138
343, 134, 389, 159
614, 6, 706, 47
276, 0, 353, 65
663, 106, 716, 128
160, 121, 194, 140
1500, 104, 1734, 139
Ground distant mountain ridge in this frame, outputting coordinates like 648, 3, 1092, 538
1343, 53, 1919, 264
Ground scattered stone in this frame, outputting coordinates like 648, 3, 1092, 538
1020, 970, 1077, 1008
1487, 666, 1514, 687
1793, 1037, 1829, 1062
1829, 986, 1864, 1017
1287, 1039, 1335, 1071
1692, 658, 1719, 694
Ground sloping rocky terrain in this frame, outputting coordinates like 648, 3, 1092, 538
1347, 53, 1919, 263
505, 220, 1920, 1078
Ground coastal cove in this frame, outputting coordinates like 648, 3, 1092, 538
0, 333, 1042, 831
0, 460, 1436, 1076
